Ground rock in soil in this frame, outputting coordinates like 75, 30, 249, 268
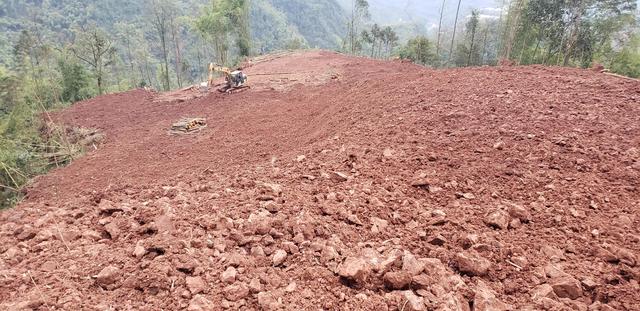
383, 271, 412, 290
473, 280, 512, 311
257, 291, 282, 310
221, 266, 237, 284
187, 295, 214, 311
549, 275, 583, 300
402, 251, 425, 276
401, 290, 425, 311
272, 249, 287, 266
223, 283, 250, 301
484, 209, 510, 229
455, 252, 492, 276
95, 265, 120, 287
338, 257, 370, 285
186, 276, 207, 295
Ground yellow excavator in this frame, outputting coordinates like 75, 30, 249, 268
208, 63, 249, 93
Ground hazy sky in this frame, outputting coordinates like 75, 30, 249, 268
341, 0, 640, 29
338, 0, 502, 25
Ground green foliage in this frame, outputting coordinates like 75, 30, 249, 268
69, 25, 116, 95
504, 0, 638, 68
285, 37, 308, 50
361, 24, 399, 58
345, 0, 371, 54
454, 10, 481, 67
270, 0, 348, 50
58, 58, 93, 102
195, 0, 233, 65
399, 36, 437, 66
250, 0, 307, 53
609, 33, 640, 78
0, 94, 47, 209
0, 67, 20, 116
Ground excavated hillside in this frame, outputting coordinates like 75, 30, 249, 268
1, 51, 639, 311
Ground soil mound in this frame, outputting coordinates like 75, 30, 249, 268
1, 51, 639, 310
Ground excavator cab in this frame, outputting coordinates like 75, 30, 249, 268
229, 70, 248, 88
208, 63, 249, 93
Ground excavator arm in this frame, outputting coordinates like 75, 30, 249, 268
208, 63, 232, 87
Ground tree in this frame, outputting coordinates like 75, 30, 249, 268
13, 30, 36, 70
0, 67, 21, 116
361, 29, 373, 55
230, 0, 251, 57
400, 36, 437, 65
69, 24, 116, 95
148, 0, 173, 91
196, 0, 251, 64
370, 24, 382, 57
448, 0, 463, 65
502, 0, 637, 67
436, 0, 446, 59
609, 33, 640, 77
114, 22, 142, 88
58, 58, 92, 102
347, 0, 370, 54
382, 26, 399, 59
196, 2, 230, 65
169, 14, 184, 88
466, 10, 480, 66
502, 0, 526, 61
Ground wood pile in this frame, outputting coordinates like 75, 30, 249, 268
170, 117, 207, 135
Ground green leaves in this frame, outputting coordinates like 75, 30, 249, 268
400, 36, 436, 66
506, 0, 637, 69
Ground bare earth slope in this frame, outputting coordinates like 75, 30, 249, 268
1, 51, 639, 310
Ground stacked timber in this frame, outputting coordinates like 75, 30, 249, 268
170, 117, 207, 135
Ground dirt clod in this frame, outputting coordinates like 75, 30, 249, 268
187, 295, 214, 311
223, 283, 250, 301
484, 209, 510, 229
455, 252, 492, 276
549, 275, 583, 300
338, 257, 370, 285
186, 276, 207, 295
272, 249, 287, 266
95, 265, 120, 287
383, 271, 412, 290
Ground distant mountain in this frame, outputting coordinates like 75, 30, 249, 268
339, 0, 640, 28
0, 0, 347, 67
337, 0, 500, 27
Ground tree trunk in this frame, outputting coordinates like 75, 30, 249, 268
197, 44, 204, 82
480, 27, 489, 65
503, 0, 525, 60
563, 7, 584, 66
153, 6, 171, 91
467, 26, 477, 66
161, 34, 170, 90
137, 63, 146, 87
532, 28, 544, 64
351, 0, 356, 54
436, 0, 446, 61
97, 71, 103, 95
170, 16, 183, 88
497, 0, 508, 58
371, 39, 376, 58
448, 0, 463, 66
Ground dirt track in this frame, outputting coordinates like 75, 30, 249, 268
1, 51, 639, 310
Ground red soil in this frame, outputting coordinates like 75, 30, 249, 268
1, 51, 639, 310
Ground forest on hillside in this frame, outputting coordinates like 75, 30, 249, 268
0, 0, 639, 208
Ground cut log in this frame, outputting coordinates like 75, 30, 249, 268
170, 117, 207, 135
